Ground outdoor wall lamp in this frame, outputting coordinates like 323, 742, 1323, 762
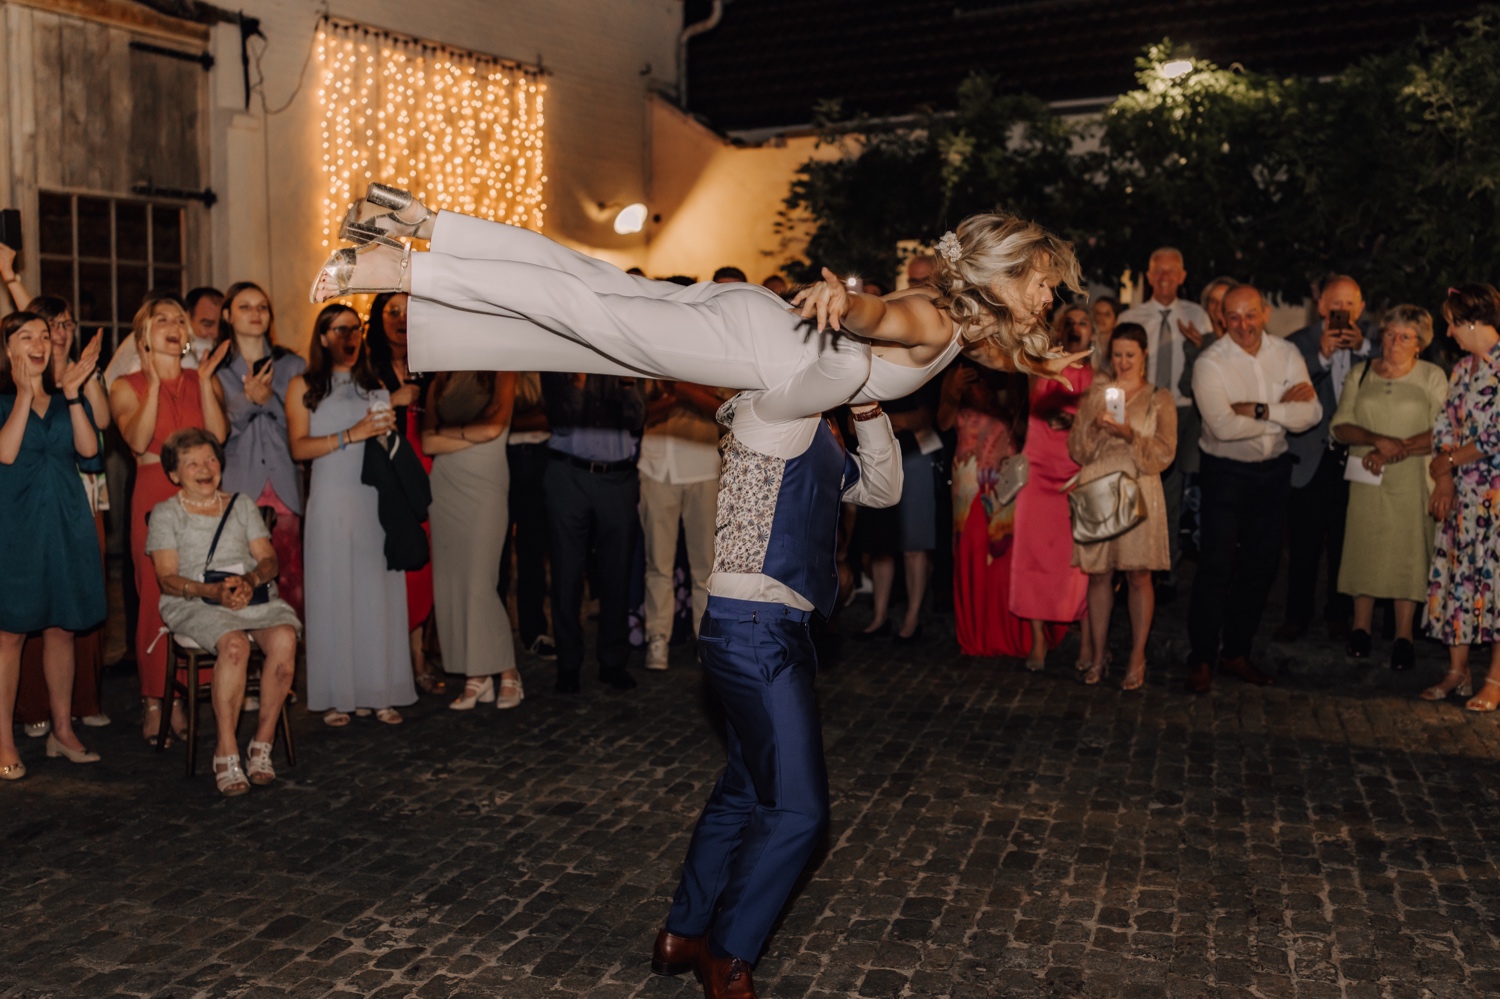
613, 203, 649, 235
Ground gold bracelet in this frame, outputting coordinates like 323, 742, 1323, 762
851, 403, 884, 422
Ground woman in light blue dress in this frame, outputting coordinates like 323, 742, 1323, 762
285, 305, 415, 726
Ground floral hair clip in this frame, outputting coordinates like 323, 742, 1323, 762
936, 231, 962, 263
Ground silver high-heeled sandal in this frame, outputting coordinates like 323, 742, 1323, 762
337, 183, 436, 247
309, 241, 411, 303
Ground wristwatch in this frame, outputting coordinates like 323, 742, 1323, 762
1253, 403, 1268, 421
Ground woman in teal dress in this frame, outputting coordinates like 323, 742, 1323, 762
1423, 285, 1500, 709
0, 312, 108, 780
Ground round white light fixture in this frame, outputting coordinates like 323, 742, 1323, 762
614, 203, 648, 235
1161, 59, 1194, 79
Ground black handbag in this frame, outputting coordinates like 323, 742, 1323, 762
200, 494, 271, 606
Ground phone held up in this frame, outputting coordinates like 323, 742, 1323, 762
1328, 309, 1352, 331
1104, 386, 1127, 424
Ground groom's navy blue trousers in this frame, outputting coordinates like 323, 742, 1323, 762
664, 595, 829, 962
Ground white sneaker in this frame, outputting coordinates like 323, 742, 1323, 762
23, 721, 50, 738
645, 634, 670, 672
80, 714, 112, 728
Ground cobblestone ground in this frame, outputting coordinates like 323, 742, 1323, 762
4, 567, 1500, 999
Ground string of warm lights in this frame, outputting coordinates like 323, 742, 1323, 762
315, 17, 547, 248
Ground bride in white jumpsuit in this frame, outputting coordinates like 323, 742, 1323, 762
312, 187, 1091, 411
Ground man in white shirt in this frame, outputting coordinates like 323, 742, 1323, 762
637, 379, 728, 669
1277, 275, 1377, 642
1118, 248, 1215, 585
1187, 285, 1322, 693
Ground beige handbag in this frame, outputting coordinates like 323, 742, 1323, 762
994, 454, 1029, 508
1069, 470, 1146, 543
1067, 387, 1152, 544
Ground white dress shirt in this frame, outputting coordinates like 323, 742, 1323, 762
1192, 333, 1323, 462
708, 395, 902, 610
1117, 297, 1214, 407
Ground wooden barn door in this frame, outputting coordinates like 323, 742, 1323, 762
0, 0, 211, 360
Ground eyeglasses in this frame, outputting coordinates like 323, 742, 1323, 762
51, 320, 77, 334
326, 323, 364, 338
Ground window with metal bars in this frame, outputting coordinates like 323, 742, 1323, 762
37, 191, 186, 362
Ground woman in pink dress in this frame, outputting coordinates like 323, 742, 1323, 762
1009, 311, 1094, 670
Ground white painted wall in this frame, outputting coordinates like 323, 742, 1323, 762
206, 0, 681, 350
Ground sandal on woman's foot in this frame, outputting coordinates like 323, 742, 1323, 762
1121, 660, 1147, 691
1082, 661, 1105, 686
0, 760, 26, 782
339, 189, 436, 246
374, 708, 403, 725
496, 674, 525, 710
309, 242, 411, 304
213, 754, 250, 797
1419, 669, 1472, 702
1465, 677, 1500, 712
449, 676, 495, 711
245, 741, 276, 785
322, 709, 351, 727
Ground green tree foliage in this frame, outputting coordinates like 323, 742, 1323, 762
781, 9, 1500, 309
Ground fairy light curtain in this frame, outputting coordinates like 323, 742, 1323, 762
315, 17, 547, 247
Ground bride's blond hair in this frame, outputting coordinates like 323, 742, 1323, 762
931, 212, 1084, 375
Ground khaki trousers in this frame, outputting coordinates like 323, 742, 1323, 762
639, 475, 719, 639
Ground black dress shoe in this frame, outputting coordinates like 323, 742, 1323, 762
554, 669, 582, 694
1390, 638, 1416, 671
1346, 629, 1372, 659
600, 668, 637, 691
852, 621, 890, 641
892, 624, 924, 646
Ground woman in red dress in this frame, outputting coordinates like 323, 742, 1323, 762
109, 295, 228, 742
938, 360, 1062, 658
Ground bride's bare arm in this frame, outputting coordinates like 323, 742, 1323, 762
791, 267, 951, 348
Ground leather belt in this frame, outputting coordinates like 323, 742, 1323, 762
548, 450, 636, 475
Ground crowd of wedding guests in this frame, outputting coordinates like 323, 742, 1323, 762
1, 238, 1498, 794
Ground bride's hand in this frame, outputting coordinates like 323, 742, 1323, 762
1036, 347, 1092, 389
791, 267, 852, 334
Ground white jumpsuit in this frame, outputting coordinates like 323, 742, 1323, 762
406, 211, 961, 411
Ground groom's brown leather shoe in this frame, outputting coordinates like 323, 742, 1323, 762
651, 928, 702, 976
696, 951, 757, 999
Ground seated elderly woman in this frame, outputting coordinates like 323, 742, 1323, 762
146, 426, 301, 796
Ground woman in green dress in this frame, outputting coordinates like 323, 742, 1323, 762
1329, 305, 1448, 671
0, 312, 107, 780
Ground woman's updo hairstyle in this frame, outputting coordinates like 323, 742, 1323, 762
930, 211, 1085, 376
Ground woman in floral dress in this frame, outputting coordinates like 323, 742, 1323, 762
1423, 284, 1500, 709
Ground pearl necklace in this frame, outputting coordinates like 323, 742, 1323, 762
178, 491, 225, 513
